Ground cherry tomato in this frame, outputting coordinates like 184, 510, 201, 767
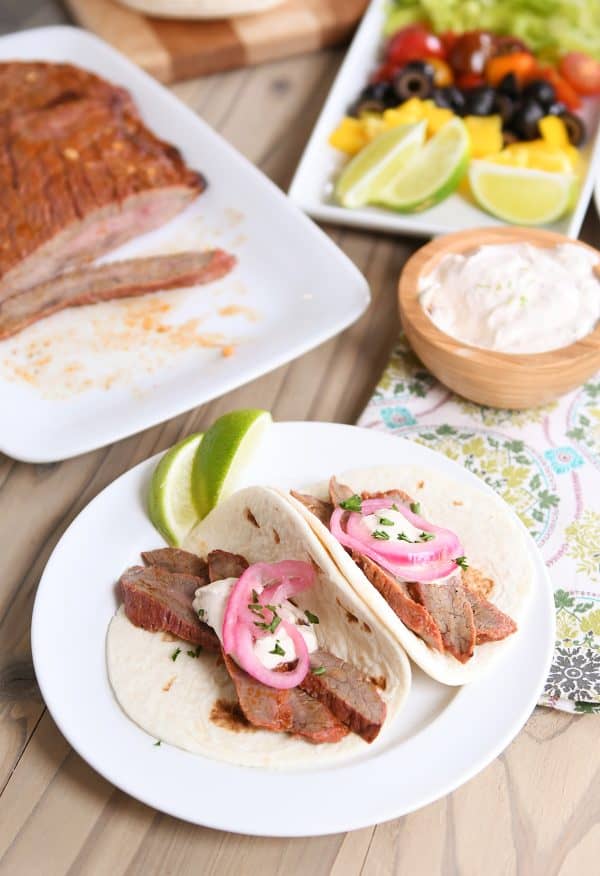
493, 35, 530, 56
534, 67, 582, 110
485, 52, 536, 87
439, 31, 459, 55
426, 57, 454, 87
455, 72, 485, 90
559, 52, 600, 96
449, 30, 496, 75
370, 61, 400, 83
385, 25, 445, 67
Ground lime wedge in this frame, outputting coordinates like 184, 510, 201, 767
469, 161, 576, 225
374, 117, 469, 212
335, 121, 426, 208
148, 432, 204, 546
192, 409, 272, 519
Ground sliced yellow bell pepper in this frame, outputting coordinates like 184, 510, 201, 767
464, 115, 503, 158
328, 117, 368, 155
538, 115, 570, 149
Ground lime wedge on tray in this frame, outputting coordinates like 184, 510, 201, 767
375, 117, 469, 212
148, 432, 204, 546
335, 121, 426, 208
192, 409, 272, 519
469, 161, 576, 225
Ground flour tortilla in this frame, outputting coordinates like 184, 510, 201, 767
107, 486, 411, 769
286, 464, 535, 686
116, 0, 284, 19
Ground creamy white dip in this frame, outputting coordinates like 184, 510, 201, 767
193, 577, 318, 670
419, 243, 600, 353
363, 506, 424, 542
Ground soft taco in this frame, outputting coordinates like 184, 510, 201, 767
107, 486, 411, 768
287, 464, 534, 686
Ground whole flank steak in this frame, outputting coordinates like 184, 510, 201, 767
0, 61, 233, 319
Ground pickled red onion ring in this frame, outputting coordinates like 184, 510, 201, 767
222, 560, 314, 689
330, 503, 463, 583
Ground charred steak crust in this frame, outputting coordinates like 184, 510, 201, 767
207, 549, 249, 583
120, 564, 218, 650
141, 547, 209, 582
462, 586, 517, 644
408, 581, 476, 663
0, 63, 206, 299
222, 653, 349, 744
290, 491, 333, 527
0, 249, 236, 340
299, 649, 386, 743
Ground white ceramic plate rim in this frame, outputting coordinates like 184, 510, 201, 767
289, 0, 600, 239
0, 27, 370, 464
31, 422, 554, 836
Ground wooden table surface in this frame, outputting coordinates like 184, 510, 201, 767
1, 3, 599, 874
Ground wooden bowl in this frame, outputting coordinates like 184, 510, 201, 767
398, 227, 600, 409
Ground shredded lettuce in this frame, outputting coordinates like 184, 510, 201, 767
385, 0, 600, 61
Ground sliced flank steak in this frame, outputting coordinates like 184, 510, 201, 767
407, 581, 476, 663
120, 564, 218, 651
299, 649, 386, 743
207, 549, 249, 582
462, 587, 517, 644
0, 249, 236, 340
290, 491, 333, 527
141, 547, 209, 581
223, 654, 349, 744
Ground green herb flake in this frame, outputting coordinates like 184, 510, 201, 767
171, 647, 181, 662
270, 615, 281, 634
373, 529, 390, 541
312, 666, 326, 676
419, 532, 435, 542
339, 494, 362, 512
454, 556, 469, 570
248, 603, 265, 616
269, 641, 285, 657
410, 502, 421, 514
378, 517, 394, 526
391, 503, 400, 511
197, 608, 205, 619
187, 645, 202, 658
305, 609, 320, 625
154, 740, 161, 747
251, 589, 260, 604
397, 532, 413, 542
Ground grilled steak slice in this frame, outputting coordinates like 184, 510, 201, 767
0, 89, 205, 299
207, 550, 249, 582
290, 491, 333, 527
351, 552, 444, 652
141, 548, 209, 582
329, 476, 355, 506
408, 581, 476, 663
299, 649, 386, 742
0, 249, 235, 339
120, 564, 218, 650
360, 488, 414, 505
462, 587, 517, 644
222, 653, 348, 743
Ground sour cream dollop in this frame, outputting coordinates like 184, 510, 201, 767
419, 243, 600, 354
193, 577, 318, 670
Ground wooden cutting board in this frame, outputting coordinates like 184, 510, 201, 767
64, 0, 368, 83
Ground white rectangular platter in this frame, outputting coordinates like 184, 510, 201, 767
289, 0, 600, 239
0, 27, 370, 463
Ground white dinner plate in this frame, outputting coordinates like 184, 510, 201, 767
0, 28, 369, 463
289, 0, 600, 239
32, 422, 554, 836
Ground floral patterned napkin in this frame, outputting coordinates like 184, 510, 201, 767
358, 336, 600, 713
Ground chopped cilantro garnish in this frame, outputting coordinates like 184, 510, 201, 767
255, 614, 281, 634
269, 641, 285, 657
197, 608, 205, 618
305, 609, 320, 625
248, 603, 265, 616
373, 529, 390, 540
154, 740, 161, 747
378, 517, 394, 526
419, 532, 435, 542
391, 503, 399, 511
187, 645, 202, 658
251, 589, 260, 604
171, 647, 181, 662
454, 556, 469, 570
312, 666, 326, 676
410, 502, 421, 514
339, 494, 362, 512
397, 532, 413, 542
